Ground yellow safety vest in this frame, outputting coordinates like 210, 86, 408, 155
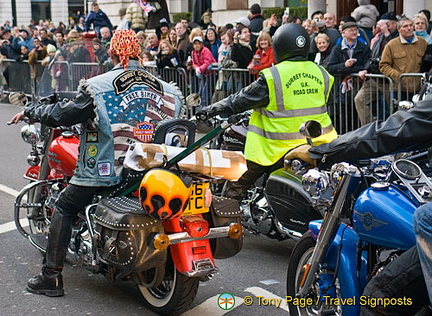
245, 61, 337, 166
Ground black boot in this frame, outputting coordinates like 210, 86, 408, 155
27, 267, 64, 297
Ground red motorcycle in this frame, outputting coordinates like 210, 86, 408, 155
9, 86, 245, 315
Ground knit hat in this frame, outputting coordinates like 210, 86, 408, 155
46, 44, 57, 54
159, 18, 169, 28
110, 29, 141, 69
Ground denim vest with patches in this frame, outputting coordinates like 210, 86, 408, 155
70, 60, 183, 187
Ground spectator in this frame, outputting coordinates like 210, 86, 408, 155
66, 29, 80, 43
181, 18, 191, 34
28, 38, 46, 64
338, 15, 370, 46
324, 12, 338, 30
354, 14, 399, 126
419, 9, 432, 33
55, 32, 66, 48
142, 51, 156, 66
125, 0, 147, 33
136, 30, 146, 57
51, 51, 69, 92
287, 16, 301, 24
168, 27, 177, 47
212, 27, 234, 102
249, 3, 264, 41
247, 31, 275, 76
175, 22, 189, 61
413, 13, 432, 44
302, 19, 318, 36
204, 28, 221, 61
156, 18, 170, 41
40, 29, 56, 47
309, 33, 332, 67
147, 0, 171, 29
0, 29, 18, 59
231, 25, 254, 69
92, 37, 109, 64
57, 22, 67, 34
156, 39, 183, 68
327, 21, 371, 132
184, 27, 207, 67
309, 13, 340, 55
117, 7, 129, 30
78, 17, 86, 31
66, 17, 83, 33
146, 33, 160, 57
191, 36, 216, 108
12, 27, 34, 52
100, 26, 112, 46
84, 2, 113, 38
15, 45, 29, 62
380, 17, 428, 101
351, 0, 380, 41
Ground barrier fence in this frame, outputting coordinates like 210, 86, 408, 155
0, 58, 426, 134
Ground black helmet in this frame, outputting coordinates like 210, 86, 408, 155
273, 23, 310, 63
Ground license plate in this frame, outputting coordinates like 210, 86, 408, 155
183, 182, 210, 215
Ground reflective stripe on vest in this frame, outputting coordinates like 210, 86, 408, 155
245, 61, 336, 166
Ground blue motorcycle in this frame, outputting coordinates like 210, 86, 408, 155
286, 157, 432, 315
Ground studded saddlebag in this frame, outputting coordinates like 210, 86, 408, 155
203, 196, 243, 259
93, 197, 167, 273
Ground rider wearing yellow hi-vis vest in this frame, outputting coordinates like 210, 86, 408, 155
197, 23, 337, 199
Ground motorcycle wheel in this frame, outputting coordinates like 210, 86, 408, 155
286, 232, 342, 316
138, 257, 199, 316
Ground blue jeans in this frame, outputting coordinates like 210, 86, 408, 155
414, 203, 432, 304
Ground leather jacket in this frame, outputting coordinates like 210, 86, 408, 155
207, 73, 270, 116
309, 95, 432, 169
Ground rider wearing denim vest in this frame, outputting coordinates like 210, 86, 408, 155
10, 29, 183, 297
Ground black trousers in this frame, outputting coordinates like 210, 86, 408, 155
224, 155, 285, 200
45, 184, 99, 270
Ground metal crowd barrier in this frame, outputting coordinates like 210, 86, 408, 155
0, 58, 427, 130
397, 73, 424, 102
330, 73, 395, 134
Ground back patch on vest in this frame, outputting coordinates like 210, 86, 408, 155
113, 70, 164, 95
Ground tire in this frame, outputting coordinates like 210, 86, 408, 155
286, 232, 341, 316
139, 257, 199, 316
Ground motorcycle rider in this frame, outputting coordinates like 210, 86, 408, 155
197, 23, 338, 200
9, 29, 184, 296
285, 96, 432, 314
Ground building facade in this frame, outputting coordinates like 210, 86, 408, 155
1, 0, 431, 30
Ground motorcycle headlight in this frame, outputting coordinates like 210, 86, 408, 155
20, 125, 41, 145
302, 169, 329, 196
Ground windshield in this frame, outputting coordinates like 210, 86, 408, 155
37, 35, 110, 99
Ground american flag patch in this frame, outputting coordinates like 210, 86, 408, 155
134, 121, 154, 142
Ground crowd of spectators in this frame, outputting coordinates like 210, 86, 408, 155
0, 1, 432, 129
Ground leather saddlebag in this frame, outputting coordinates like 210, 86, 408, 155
93, 197, 167, 272
203, 196, 243, 259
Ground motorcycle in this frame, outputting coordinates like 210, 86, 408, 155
286, 124, 432, 315
8, 55, 246, 315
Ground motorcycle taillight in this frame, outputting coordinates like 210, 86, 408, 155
181, 215, 209, 238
